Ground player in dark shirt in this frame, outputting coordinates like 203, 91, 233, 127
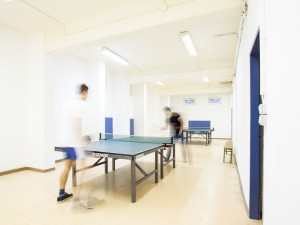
162, 107, 184, 137
161, 107, 184, 160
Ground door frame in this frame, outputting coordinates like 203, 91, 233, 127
249, 30, 263, 220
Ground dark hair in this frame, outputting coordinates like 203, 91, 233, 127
80, 84, 88, 94
163, 106, 170, 111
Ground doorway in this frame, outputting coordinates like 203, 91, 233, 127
249, 31, 263, 220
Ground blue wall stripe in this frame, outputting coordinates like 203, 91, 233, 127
130, 119, 134, 135
105, 117, 113, 134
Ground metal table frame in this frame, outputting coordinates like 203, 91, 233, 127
55, 141, 176, 203
182, 128, 214, 145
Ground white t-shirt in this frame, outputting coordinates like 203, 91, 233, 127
60, 99, 85, 147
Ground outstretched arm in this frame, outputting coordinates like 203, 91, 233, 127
161, 123, 168, 130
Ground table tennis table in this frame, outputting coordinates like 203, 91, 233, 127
182, 127, 214, 145
182, 120, 214, 146
55, 134, 177, 203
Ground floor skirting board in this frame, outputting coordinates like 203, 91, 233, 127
0, 167, 55, 176
234, 154, 249, 216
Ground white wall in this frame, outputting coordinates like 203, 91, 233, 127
147, 87, 161, 136
53, 58, 131, 147
233, 1, 300, 224
44, 54, 55, 167
170, 94, 232, 138
132, 84, 147, 136
52, 54, 85, 160
0, 25, 28, 172
53, 54, 85, 146
106, 72, 130, 135
263, 1, 300, 225
26, 33, 55, 170
0, 29, 110, 169
53, 57, 133, 144
232, 0, 260, 209
131, 84, 162, 136
0, 26, 55, 171
84, 59, 106, 139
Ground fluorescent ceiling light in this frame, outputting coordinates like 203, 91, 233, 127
101, 48, 129, 66
180, 32, 197, 56
157, 81, 165, 86
203, 77, 210, 83
5, 0, 12, 2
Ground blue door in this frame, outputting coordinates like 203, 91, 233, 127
249, 31, 263, 220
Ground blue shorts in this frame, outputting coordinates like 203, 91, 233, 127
173, 134, 180, 139
62, 147, 77, 161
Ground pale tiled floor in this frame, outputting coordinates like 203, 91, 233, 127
0, 140, 262, 225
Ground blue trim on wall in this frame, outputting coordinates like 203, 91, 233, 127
105, 117, 113, 134
249, 31, 261, 220
130, 119, 134, 135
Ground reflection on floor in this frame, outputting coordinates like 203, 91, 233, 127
0, 139, 262, 225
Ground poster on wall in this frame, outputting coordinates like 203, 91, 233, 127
208, 97, 222, 104
184, 98, 196, 105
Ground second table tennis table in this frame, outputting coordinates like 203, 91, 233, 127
55, 134, 177, 203
182, 127, 214, 145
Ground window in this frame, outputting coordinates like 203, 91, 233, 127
184, 98, 195, 105
209, 97, 222, 104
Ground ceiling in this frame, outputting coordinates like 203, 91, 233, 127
0, 0, 58, 34
0, 0, 241, 95
71, 16, 239, 69
69, 14, 239, 94
0, 0, 198, 34
0, 0, 142, 34
23, 0, 141, 23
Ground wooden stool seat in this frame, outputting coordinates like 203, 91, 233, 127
223, 140, 233, 163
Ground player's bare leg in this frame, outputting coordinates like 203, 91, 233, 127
60, 159, 72, 189
73, 157, 98, 209
57, 159, 73, 203
181, 143, 187, 163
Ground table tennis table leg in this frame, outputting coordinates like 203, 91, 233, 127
186, 131, 188, 143
206, 133, 208, 146
173, 144, 176, 168
72, 161, 77, 187
207, 132, 209, 144
112, 158, 116, 171
155, 151, 158, 183
131, 159, 136, 203
105, 157, 108, 173
160, 148, 164, 179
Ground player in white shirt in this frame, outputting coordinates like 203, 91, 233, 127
57, 84, 89, 203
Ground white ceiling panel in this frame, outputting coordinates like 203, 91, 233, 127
0, 0, 58, 34
24, 0, 142, 23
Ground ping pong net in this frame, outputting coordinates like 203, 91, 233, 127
99, 133, 174, 144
